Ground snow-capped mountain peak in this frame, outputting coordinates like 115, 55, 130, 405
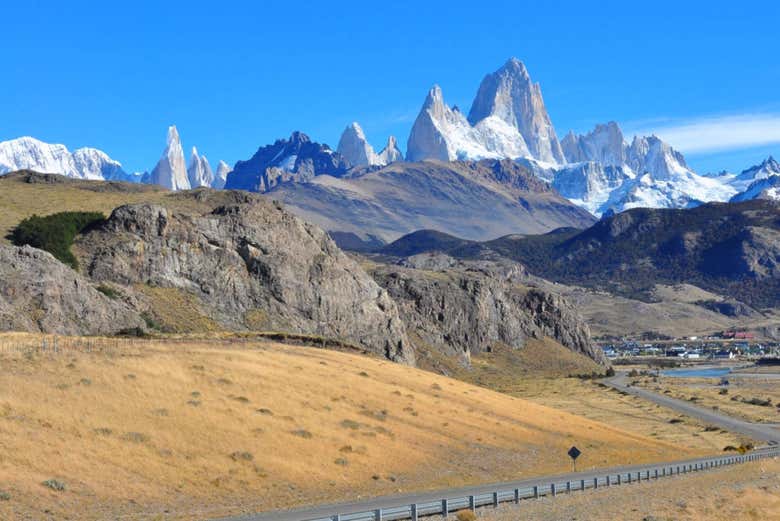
149, 125, 190, 191
213, 160, 231, 190
406, 83, 530, 162
337, 122, 378, 167
338, 122, 403, 167
0, 136, 130, 181
377, 135, 403, 165
467, 57, 565, 164
187, 146, 214, 188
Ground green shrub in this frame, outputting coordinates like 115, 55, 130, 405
10, 211, 105, 269
96, 285, 121, 299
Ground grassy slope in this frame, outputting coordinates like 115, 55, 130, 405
482, 459, 780, 521
0, 174, 172, 242
0, 336, 693, 521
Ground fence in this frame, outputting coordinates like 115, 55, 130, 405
308, 447, 780, 521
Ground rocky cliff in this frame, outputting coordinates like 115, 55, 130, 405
371, 253, 605, 366
75, 190, 413, 363
0, 244, 145, 335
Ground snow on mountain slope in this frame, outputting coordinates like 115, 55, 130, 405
187, 146, 214, 188
731, 175, 780, 202
729, 156, 780, 193
552, 162, 633, 215
337, 122, 379, 166
467, 58, 565, 164
213, 160, 231, 190
376, 136, 403, 165
0, 137, 130, 181
557, 122, 739, 215
148, 126, 190, 191
406, 85, 529, 162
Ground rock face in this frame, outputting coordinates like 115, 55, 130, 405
0, 136, 134, 181
270, 158, 596, 243
468, 58, 565, 164
406, 85, 530, 162
213, 160, 231, 190
371, 255, 604, 366
225, 131, 349, 192
557, 122, 736, 215
149, 126, 191, 191
337, 122, 402, 167
731, 175, 780, 202
337, 122, 379, 166
77, 191, 413, 363
187, 147, 214, 188
0, 244, 145, 335
377, 136, 403, 164
729, 156, 780, 195
561, 122, 626, 166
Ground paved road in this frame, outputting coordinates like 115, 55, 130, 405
216, 374, 779, 521
216, 450, 775, 521
604, 374, 780, 443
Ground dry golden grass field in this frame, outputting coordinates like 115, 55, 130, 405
481, 458, 780, 521
0, 334, 696, 521
634, 372, 780, 425
446, 349, 749, 452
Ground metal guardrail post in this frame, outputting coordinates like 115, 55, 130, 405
606, 475, 611, 486
469, 495, 475, 511
411, 503, 418, 521
441, 499, 448, 518
580, 479, 585, 491
654, 469, 659, 479
375, 508, 382, 521
551, 483, 557, 497
493, 492, 499, 508
566, 481, 571, 493
533, 485, 539, 499
594, 477, 598, 489
627, 473, 632, 484
514, 488, 520, 504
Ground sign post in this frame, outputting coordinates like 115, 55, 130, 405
568, 446, 582, 472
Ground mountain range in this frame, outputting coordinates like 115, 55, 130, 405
377, 198, 780, 309
1, 58, 778, 238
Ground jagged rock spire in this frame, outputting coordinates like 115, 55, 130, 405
149, 125, 190, 191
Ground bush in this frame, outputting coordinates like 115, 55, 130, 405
605, 367, 616, 377
96, 285, 121, 299
0, 489, 9, 501
41, 479, 66, 491
10, 211, 105, 269
455, 510, 477, 521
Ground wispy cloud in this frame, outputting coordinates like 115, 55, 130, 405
628, 113, 780, 155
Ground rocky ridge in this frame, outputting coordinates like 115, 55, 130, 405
371, 253, 604, 366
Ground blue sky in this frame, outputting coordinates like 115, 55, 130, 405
3, 0, 780, 174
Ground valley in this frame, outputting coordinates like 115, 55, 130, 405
5, 2, 780, 519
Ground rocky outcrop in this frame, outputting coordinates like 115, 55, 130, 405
371, 254, 604, 366
225, 131, 349, 192
149, 126, 190, 191
76, 191, 413, 363
0, 244, 144, 335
